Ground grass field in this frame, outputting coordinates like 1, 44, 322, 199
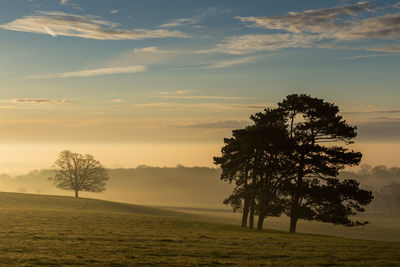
168, 207, 400, 243
0, 192, 399, 266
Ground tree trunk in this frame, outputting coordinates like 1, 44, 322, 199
257, 213, 265, 230
289, 190, 299, 233
241, 179, 250, 228
289, 162, 304, 233
249, 198, 255, 229
75, 190, 79, 198
241, 198, 250, 227
289, 215, 298, 233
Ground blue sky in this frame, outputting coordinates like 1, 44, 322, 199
0, 0, 399, 172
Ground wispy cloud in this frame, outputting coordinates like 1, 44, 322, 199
343, 109, 400, 115
156, 95, 252, 100
178, 56, 259, 68
0, 11, 188, 40
113, 46, 257, 69
108, 46, 192, 67
206, 56, 258, 68
11, 98, 70, 104
110, 98, 122, 103
109, 10, 119, 14
155, 90, 252, 100
130, 46, 186, 54
179, 120, 251, 129
159, 90, 198, 95
59, 0, 82, 10
200, 34, 319, 54
366, 44, 400, 53
25, 65, 146, 79
177, 90, 196, 95
337, 53, 400, 60
132, 102, 269, 110
161, 7, 225, 28
43, 25, 56, 37
161, 18, 200, 28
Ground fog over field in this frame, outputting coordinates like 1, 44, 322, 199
0, 166, 229, 208
1, 165, 399, 212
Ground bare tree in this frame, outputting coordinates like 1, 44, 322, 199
51, 150, 109, 198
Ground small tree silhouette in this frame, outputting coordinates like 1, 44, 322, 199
51, 150, 109, 198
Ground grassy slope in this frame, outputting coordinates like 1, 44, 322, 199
0, 192, 399, 266
167, 207, 400, 243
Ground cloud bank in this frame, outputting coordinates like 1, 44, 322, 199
206, 2, 400, 54
357, 119, 400, 140
236, 2, 371, 37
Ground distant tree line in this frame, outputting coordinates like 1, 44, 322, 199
340, 164, 400, 188
214, 94, 373, 233
367, 183, 400, 214
339, 165, 400, 214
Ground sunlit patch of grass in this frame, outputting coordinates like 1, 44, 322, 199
0, 192, 399, 266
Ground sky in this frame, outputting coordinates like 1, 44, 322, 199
0, 0, 400, 173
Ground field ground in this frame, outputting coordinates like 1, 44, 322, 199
166, 207, 400, 243
0, 192, 399, 266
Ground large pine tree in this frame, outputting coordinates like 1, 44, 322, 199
276, 94, 372, 232
215, 94, 373, 232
